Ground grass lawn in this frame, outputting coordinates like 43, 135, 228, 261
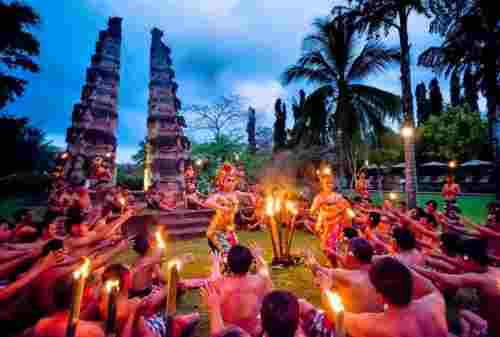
113, 230, 323, 337
371, 192, 495, 224
111, 193, 495, 337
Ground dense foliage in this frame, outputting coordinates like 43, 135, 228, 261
421, 105, 489, 162
0, 1, 41, 108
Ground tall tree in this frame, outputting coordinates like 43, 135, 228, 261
415, 82, 429, 126
281, 14, 402, 178
184, 94, 246, 141
450, 69, 461, 107
429, 78, 443, 116
463, 66, 479, 112
246, 106, 257, 154
287, 88, 333, 148
0, 1, 41, 108
273, 98, 287, 153
420, 0, 500, 200
338, 0, 428, 207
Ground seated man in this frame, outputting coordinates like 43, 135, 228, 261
103, 264, 200, 337
338, 257, 448, 337
391, 227, 426, 267
32, 277, 105, 337
307, 238, 382, 313
213, 244, 272, 336
185, 181, 206, 209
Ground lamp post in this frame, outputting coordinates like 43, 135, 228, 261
401, 120, 417, 209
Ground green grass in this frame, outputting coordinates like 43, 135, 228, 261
113, 230, 323, 337
372, 192, 495, 224
112, 194, 495, 336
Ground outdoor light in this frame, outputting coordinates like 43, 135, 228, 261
401, 124, 414, 139
106, 152, 112, 158
195, 159, 203, 167
364, 160, 369, 167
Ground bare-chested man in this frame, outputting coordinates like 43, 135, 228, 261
416, 239, 500, 337
32, 277, 105, 337
328, 257, 448, 337
212, 244, 272, 336
307, 238, 382, 313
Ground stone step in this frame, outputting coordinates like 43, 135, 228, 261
160, 217, 211, 230
161, 225, 207, 240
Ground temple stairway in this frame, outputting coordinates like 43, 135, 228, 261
123, 207, 214, 240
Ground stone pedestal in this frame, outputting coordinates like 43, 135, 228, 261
144, 28, 190, 201
65, 17, 122, 186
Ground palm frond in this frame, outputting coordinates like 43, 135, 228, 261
347, 41, 400, 81
350, 84, 402, 122
281, 50, 337, 86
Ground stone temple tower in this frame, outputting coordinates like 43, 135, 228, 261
65, 17, 122, 185
144, 28, 190, 200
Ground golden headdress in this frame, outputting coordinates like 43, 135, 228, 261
215, 162, 238, 191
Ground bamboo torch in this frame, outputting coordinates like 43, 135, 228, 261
105, 279, 120, 337
285, 201, 299, 257
165, 259, 180, 315
66, 257, 91, 337
325, 290, 345, 337
265, 196, 281, 260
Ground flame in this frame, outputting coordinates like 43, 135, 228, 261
106, 152, 112, 158
265, 197, 275, 217
73, 257, 91, 280
275, 198, 282, 213
155, 231, 166, 250
449, 161, 457, 169
61, 152, 69, 160
323, 167, 332, 176
118, 197, 126, 206
325, 291, 344, 313
285, 201, 298, 215
168, 259, 182, 271
105, 279, 120, 293
195, 159, 203, 167
389, 192, 397, 201
346, 208, 356, 218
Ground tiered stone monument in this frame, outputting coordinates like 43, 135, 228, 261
65, 17, 122, 186
144, 28, 190, 201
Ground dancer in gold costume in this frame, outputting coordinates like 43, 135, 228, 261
205, 163, 255, 255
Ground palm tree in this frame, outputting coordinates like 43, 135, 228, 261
419, 0, 500, 200
281, 15, 402, 187
0, 1, 41, 108
335, 0, 428, 208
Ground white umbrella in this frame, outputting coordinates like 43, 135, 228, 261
461, 160, 493, 167
392, 163, 406, 169
421, 161, 447, 167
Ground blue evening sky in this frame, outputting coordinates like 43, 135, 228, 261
5, 0, 481, 163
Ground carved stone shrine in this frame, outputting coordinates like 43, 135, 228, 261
144, 28, 191, 200
65, 17, 122, 186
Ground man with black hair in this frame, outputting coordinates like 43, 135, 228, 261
33, 277, 105, 337
212, 244, 272, 337
333, 257, 448, 337
392, 227, 425, 267
307, 238, 382, 313
416, 239, 500, 337
261, 291, 299, 337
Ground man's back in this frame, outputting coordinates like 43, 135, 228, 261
338, 269, 382, 313
348, 292, 447, 337
34, 316, 105, 337
218, 274, 271, 337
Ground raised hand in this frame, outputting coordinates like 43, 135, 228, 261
249, 241, 264, 259
200, 282, 221, 311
